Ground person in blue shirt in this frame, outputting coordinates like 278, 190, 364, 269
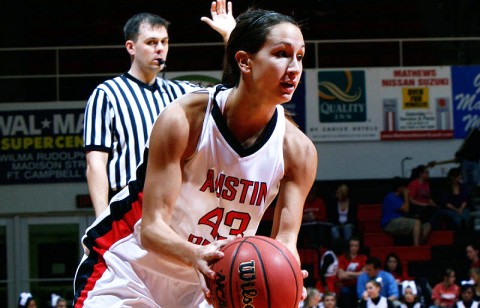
357, 256, 400, 302
381, 176, 431, 246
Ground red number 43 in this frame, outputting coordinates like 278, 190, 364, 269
189, 207, 251, 245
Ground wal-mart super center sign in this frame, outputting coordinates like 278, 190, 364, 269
0, 109, 85, 184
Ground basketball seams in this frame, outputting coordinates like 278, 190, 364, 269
245, 239, 272, 308
247, 236, 301, 308
228, 237, 248, 307
212, 236, 302, 308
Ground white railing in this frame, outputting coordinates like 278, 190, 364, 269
1, 37, 479, 101
2, 37, 480, 77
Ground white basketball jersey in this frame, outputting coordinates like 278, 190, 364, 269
108, 86, 287, 285
172, 86, 286, 245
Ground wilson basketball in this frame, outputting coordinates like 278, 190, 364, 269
208, 235, 303, 308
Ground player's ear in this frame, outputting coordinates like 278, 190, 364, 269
235, 51, 251, 73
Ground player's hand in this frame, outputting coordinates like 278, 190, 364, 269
194, 237, 236, 301
201, 0, 236, 42
301, 286, 307, 301
300, 269, 309, 300
302, 269, 309, 279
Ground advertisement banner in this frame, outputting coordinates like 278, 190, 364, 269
306, 68, 381, 141
0, 109, 85, 184
451, 65, 480, 138
305, 67, 454, 142
378, 67, 453, 140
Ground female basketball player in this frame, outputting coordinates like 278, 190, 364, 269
74, 8, 317, 307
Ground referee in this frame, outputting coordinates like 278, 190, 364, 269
83, 1, 235, 216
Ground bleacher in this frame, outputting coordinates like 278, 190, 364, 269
298, 188, 480, 289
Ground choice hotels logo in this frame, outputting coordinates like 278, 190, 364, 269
318, 70, 366, 122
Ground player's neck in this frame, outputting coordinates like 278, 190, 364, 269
224, 89, 276, 147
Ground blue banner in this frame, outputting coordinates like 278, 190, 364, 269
451, 66, 480, 138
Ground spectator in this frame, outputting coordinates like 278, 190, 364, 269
466, 244, 480, 269
455, 127, 480, 199
303, 184, 327, 223
456, 283, 479, 308
18, 292, 36, 308
359, 279, 396, 308
301, 287, 322, 308
400, 281, 424, 308
322, 292, 338, 308
337, 235, 367, 308
458, 244, 480, 284
430, 268, 460, 308
382, 176, 431, 246
55, 299, 67, 308
439, 167, 470, 230
50, 293, 67, 308
316, 239, 343, 295
384, 252, 411, 283
327, 184, 357, 245
469, 268, 480, 301
301, 183, 329, 248
408, 165, 441, 230
357, 256, 400, 302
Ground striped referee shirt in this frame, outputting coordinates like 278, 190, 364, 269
83, 73, 200, 194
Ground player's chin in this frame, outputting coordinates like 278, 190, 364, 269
278, 93, 294, 104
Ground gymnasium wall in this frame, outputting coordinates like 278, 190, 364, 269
0, 66, 478, 213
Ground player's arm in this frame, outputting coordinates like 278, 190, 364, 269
271, 121, 318, 264
201, 0, 236, 43
85, 151, 109, 217
140, 94, 229, 291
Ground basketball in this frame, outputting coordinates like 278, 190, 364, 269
207, 235, 303, 308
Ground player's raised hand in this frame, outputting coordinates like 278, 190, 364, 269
201, 0, 236, 42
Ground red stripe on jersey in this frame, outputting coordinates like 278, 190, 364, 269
93, 193, 144, 254
75, 192, 144, 307
74, 256, 107, 308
